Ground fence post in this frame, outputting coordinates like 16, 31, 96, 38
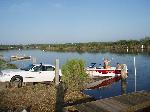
55, 59, 59, 86
32, 57, 36, 64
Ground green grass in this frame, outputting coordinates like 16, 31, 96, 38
0, 59, 17, 69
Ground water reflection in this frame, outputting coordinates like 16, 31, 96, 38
83, 76, 127, 99
121, 78, 127, 95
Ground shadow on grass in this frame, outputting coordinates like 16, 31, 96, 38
55, 82, 66, 112
64, 97, 96, 107
55, 82, 96, 112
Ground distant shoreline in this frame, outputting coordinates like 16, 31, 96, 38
0, 37, 150, 53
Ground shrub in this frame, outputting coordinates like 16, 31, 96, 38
61, 59, 88, 91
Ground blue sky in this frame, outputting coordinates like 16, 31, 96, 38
0, 0, 150, 44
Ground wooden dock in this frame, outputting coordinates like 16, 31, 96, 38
74, 90, 150, 112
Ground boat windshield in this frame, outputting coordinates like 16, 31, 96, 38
21, 64, 34, 71
88, 63, 97, 68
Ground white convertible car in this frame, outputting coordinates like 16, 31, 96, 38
0, 63, 62, 87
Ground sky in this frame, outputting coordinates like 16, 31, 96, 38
0, 0, 150, 44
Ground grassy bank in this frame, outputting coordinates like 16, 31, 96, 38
0, 59, 17, 69
0, 83, 93, 112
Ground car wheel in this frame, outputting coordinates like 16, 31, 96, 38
10, 76, 23, 88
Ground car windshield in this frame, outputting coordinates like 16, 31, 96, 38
21, 64, 35, 71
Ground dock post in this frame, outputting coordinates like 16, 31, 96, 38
121, 78, 127, 95
55, 59, 59, 86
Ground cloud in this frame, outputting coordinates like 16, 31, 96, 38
8, 1, 31, 12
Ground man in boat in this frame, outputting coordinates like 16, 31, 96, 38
116, 63, 122, 69
103, 58, 111, 69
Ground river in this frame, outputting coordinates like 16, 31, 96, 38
0, 49, 150, 99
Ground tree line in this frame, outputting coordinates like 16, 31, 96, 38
0, 37, 150, 53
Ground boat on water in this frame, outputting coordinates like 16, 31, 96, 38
10, 55, 31, 61
86, 62, 128, 78
84, 60, 128, 89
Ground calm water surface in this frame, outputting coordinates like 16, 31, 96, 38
0, 50, 150, 99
